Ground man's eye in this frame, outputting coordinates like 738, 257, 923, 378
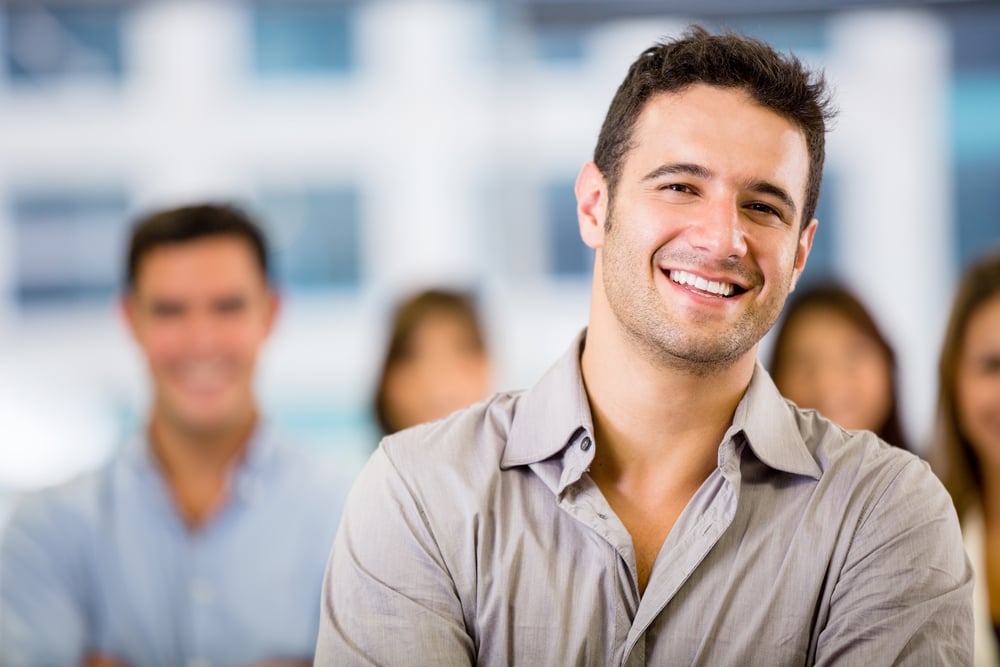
980, 356, 1000, 374
151, 304, 182, 317
661, 183, 693, 194
216, 298, 247, 314
747, 202, 780, 217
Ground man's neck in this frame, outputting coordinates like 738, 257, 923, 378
580, 320, 755, 479
148, 409, 258, 529
580, 319, 756, 594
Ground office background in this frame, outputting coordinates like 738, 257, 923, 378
0, 0, 997, 520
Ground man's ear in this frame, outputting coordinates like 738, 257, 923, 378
262, 288, 281, 337
790, 217, 819, 292
576, 161, 609, 250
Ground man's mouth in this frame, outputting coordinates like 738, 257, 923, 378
667, 269, 746, 298
174, 359, 232, 392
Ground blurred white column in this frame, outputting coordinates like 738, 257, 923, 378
355, 0, 495, 294
127, 0, 249, 207
828, 11, 952, 449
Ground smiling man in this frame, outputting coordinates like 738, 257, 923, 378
0, 204, 347, 667
315, 27, 972, 665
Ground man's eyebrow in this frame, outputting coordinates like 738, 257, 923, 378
746, 179, 798, 218
149, 298, 184, 312
642, 163, 713, 182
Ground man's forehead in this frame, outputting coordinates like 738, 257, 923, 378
629, 86, 810, 202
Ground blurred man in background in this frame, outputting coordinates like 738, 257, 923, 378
0, 203, 346, 667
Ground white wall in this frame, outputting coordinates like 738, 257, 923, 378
0, 2, 957, 502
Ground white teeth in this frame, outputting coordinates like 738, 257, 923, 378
670, 270, 735, 297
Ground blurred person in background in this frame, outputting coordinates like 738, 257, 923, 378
931, 250, 1000, 666
373, 288, 492, 436
0, 203, 347, 667
768, 283, 911, 450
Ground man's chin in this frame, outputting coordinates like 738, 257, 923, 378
159, 400, 249, 438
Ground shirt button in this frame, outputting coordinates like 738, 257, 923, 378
190, 578, 214, 604
580, 436, 592, 451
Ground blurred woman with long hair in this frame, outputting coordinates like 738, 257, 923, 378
373, 289, 492, 436
931, 251, 1000, 666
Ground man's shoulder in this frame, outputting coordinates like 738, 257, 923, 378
379, 390, 524, 470
342, 389, 532, 549
795, 408, 945, 512
2, 464, 113, 551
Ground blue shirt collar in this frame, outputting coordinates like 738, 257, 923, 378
124, 418, 280, 485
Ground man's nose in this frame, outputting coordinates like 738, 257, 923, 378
686, 199, 749, 260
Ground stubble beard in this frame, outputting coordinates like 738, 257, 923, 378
600, 207, 790, 377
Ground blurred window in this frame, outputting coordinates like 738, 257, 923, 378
254, 186, 361, 289
9, 187, 130, 304
250, 1, 354, 77
535, 25, 586, 64
544, 179, 590, 277
955, 158, 1000, 266
952, 73, 1000, 267
713, 16, 828, 54
3, 4, 125, 85
946, 4, 1000, 74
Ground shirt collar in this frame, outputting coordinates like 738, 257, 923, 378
501, 330, 593, 468
730, 363, 822, 479
501, 329, 820, 480
124, 418, 280, 484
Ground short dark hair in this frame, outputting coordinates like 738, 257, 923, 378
594, 25, 835, 229
125, 203, 270, 289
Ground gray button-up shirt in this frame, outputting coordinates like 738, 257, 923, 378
316, 332, 972, 666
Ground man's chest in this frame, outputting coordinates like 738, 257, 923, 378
451, 469, 836, 666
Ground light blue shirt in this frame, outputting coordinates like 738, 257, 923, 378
1, 424, 349, 667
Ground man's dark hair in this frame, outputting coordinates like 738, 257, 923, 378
594, 25, 835, 230
125, 202, 270, 289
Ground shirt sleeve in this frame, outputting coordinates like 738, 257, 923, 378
313, 446, 475, 666
814, 457, 974, 665
1, 492, 91, 667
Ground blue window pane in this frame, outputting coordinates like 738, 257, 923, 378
4, 5, 125, 84
251, 2, 354, 77
255, 187, 360, 288
544, 180, 590, 276
536, 25, 586, 64
10, 188, 130, 303
944, 5, 1000, 73
955, 159, 1000, 268
952, 74, 1000, 162
712, 16, 828, 54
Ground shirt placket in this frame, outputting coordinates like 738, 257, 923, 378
184, 531, 215, 667
555, 431, 642, 664
619, 439, 744, 665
